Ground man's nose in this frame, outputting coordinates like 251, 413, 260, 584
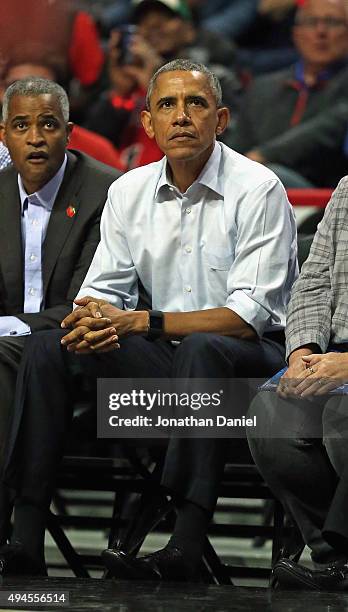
314, 18, 329, 35
173, 104, 191, 125
27, 125, 45, 145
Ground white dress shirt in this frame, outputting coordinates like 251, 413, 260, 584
0, 156, 67, 337
77, 142, 298, 336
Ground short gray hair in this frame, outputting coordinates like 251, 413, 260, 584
146, 59, 223, 110
2, 77, 69, 123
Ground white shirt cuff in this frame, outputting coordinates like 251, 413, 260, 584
0, 316, 31, 337
225, 290, 272, 337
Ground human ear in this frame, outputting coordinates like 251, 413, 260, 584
141, 110, 155, 139
216, 107, 230, 136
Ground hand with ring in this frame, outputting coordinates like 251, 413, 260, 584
294, 352, 348, 397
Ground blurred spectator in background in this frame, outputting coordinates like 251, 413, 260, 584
189, 0, 258, 39
100, 0, 133, 31
0, 0, 105, 122
226, 0, 348, 187
100, 0, 259, 40
0, 62, 124, 171
236, 0, 299, 74
99, 0, 297, 76
85, 0, 241, 170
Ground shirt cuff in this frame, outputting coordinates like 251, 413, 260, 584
0, 316, 31, 337
225, 290, 272, 337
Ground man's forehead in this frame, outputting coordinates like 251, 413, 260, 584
7, 93, 62, 117
298, 0, 347, 13
156, 70, 209, 89
152, 70, 212, 97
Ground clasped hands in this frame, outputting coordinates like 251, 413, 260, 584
278, 352, 348, 399
60, 296, 149, 354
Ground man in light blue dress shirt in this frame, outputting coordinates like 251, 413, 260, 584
3, 60, 297, 579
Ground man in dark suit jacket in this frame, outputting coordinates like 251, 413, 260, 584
0, 77, 120, 495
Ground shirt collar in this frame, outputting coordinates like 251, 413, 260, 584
18, 154, 67, 214
288, 59, 348, 89
155, 141, 223, 200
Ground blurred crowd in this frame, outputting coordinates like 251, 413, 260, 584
0, 0, 348, 185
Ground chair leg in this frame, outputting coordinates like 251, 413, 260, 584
47, 511, 90, 578
253, 500, 275, 548
107, 490, 129, 550
202, 537, 234, 586
270, 505, 305, 588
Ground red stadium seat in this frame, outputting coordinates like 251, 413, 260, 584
286, 188, 333, 208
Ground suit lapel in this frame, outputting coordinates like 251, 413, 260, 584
0, 169, 24, 310
43, 152, 82, 295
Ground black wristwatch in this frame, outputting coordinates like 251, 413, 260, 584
147, 310, 164, 340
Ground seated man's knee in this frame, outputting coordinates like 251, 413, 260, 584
179, 332, 241, 360
23, 329, 66, 362
180, 332, 220, 350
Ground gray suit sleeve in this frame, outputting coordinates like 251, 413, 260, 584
285, 185, 341, 358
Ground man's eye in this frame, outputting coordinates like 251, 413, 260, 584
160, 101, 173, 108
15, 123, 26, 130
189, 98, 204, 106
44, 121, 56, 128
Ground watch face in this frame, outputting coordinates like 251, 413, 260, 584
150, 312, 163, 331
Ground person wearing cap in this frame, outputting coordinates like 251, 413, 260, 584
0, 60, 296, 580
226, 0, 348, 188
85, 0, 241, 169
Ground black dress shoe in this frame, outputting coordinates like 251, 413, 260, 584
272, 558, 348, 591
102, 546, 201, 582
0, 544, 47, 576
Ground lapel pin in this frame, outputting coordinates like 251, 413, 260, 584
66, 205, 76, 218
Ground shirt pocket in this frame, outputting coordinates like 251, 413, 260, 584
203, 250, 233, 271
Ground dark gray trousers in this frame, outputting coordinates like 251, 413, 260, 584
2, 328, 285, 565
248, 391, 348, 564
6, 329, 285, 510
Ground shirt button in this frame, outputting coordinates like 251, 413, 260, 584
185, 208, 191, 214
31, 219, 39, 226
185, 286, 192, 293
28, 287, 36, 296
30, 254, 37, 262
185, 246, 192, 254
